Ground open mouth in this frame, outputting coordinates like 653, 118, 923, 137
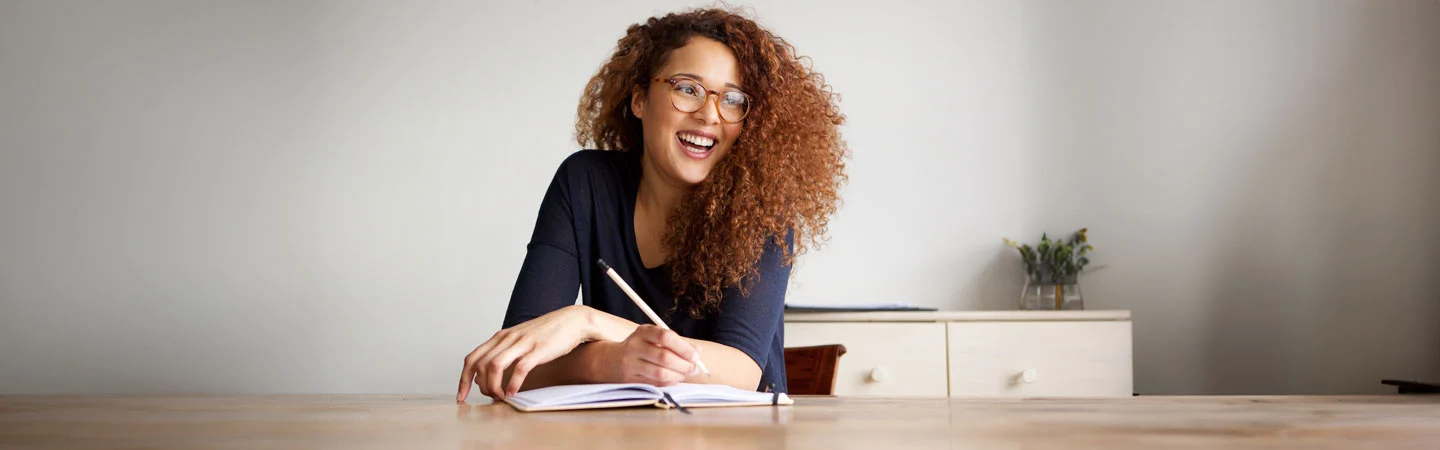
676, 131, 716, 159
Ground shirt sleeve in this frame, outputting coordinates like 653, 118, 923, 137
501, 159, 583, 329
707, 230, 794, 377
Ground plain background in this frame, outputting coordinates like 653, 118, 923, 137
2, 0, 1437, 395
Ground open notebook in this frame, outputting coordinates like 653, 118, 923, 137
501, 383, 793, 412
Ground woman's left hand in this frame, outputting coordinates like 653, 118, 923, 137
457, 305, 595, 402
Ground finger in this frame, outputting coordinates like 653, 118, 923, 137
660, 330, 701, 363
457, 344, 489, 402
486, 340, 534, 398
457, 353, 478, 402
461, 331, 511, 400
628, 360, 674, 386
506, 353, 542, 397
640, 327, 701, 362
475, 332, 522, 399
635, 343, 697, 378
634, 359, 687, 386
619, 338, 681, 386
471, 330, 508, 365
638, 328, 701, 374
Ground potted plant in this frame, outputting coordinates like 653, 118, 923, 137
1004, 228, 1093, 310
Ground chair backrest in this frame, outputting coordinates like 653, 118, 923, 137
783, 344, 847, 395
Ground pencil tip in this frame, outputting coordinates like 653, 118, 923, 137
595, 259, 611, 272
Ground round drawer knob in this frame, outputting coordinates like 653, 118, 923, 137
869, 366, 888, 382
1020, 369, 1038, 384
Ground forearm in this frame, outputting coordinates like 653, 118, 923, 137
512, 339, 762, 391
680, 339, 763, 391
503, 306, 764, 392
507, 340, 622, 390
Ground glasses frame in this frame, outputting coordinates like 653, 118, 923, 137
651, 77, 751, 124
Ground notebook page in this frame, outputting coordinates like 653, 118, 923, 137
660, 383, 790, 404
506, 383, 661, 408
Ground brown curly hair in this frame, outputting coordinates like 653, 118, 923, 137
575, 6, 847, 317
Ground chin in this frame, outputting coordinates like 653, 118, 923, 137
668, 148, 724, 185
672, 163, 714, 185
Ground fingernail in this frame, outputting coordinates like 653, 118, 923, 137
690, 365, 700, 376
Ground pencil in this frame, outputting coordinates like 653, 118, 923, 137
595, 258, 712, 377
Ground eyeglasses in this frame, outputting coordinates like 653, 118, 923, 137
652, 77, 751, 123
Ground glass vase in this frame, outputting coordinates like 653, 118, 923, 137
1019, 279, 1084, 310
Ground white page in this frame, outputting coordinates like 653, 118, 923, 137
660, 383, 790, 404
506, 383, 661, 408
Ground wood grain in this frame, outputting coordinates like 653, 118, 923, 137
2, 395, 1437, 448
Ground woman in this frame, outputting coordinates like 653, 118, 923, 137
457, 7, 847, 402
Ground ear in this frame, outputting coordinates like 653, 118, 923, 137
630, 88, 646, 120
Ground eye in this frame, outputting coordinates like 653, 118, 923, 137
674, 81, 703, 98
721, 92, 748, 107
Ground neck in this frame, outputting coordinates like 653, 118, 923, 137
636, 158, 690, 223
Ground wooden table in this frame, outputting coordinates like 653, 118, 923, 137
2, 395, 1438, 448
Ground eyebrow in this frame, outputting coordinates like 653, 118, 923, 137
671, 72, 743, 91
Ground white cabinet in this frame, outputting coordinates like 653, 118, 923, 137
946, 320, 1132, 397
782, 322, 949, 397
784, 310, 1133, 397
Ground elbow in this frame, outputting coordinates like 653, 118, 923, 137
725, 357, 764, 391
733, 368, 763, 392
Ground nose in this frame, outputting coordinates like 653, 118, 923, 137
690, 94, 723, 125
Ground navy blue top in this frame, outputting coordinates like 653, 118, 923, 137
501, 149, 791, 393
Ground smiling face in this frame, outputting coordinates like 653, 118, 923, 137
630, 37, 746, 187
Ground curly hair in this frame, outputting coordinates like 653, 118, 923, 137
575, 6, 847, 317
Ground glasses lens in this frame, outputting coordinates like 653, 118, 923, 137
669, 80, 705, 112
718, 92, 749, 122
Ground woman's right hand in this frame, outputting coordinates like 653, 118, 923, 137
457, 305, 595, 402
607, 324, 704, 386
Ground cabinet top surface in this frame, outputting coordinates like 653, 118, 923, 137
783, 309, 1130, 322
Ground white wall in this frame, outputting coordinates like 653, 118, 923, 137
0, 0, 1033, 394
0, 0, 1435, 395
1025, 0, 1440, 394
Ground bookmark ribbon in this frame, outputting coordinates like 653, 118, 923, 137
661, 392, 692, 414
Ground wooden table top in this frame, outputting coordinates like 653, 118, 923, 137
2, 394, 1437, 448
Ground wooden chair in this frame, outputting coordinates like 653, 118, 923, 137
783, 344, 847, 395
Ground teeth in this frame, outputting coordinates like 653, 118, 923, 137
677, 132, 714, 148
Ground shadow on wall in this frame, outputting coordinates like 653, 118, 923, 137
1205, 4, 1440, 395
971, 248, 1029, 311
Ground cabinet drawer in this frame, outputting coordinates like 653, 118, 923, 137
784, 322, 948, 397
947, 321, 1132, 397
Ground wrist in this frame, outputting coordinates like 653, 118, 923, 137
568, 305, 606, 342
570, 305, 636, 342
582, 340, 624, 384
